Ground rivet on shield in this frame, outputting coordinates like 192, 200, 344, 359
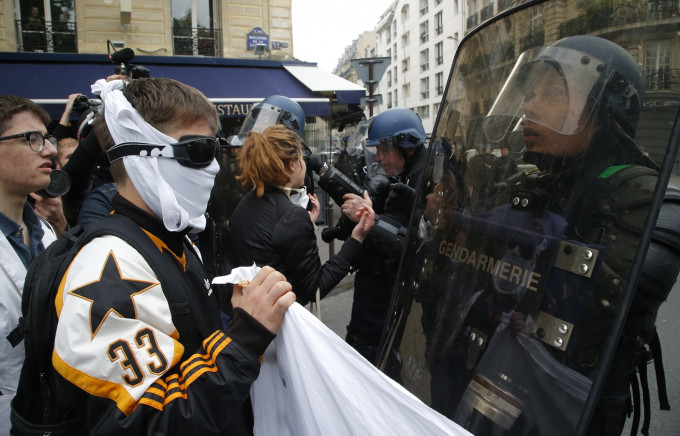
583, 250, 593, 260
559, 324, 568, 334
512, 197, 520, 206
554, 337, 563, 347
521, 198, 529, 208
578, 264, 589, 274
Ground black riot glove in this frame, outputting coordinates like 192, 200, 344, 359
384, 182, 416, 223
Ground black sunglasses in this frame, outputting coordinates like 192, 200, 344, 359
107, 135, 219, 168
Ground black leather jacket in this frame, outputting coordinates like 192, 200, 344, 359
227, 189, 362, 305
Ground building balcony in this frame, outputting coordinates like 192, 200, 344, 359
173, 27, 222, 57
645, 67, 676, 91
480, 4, 494, 22
559, 0, 679, 37
519, 30, 545, 52
498, 0, 513, 12
15, 20, 77, 53
466, 13, 479, 30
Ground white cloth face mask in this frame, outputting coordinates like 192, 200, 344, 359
278, 186, 309, 209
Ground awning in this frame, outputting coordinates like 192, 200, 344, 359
0, 52, 365, 122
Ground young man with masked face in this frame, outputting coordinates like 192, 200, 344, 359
46, 78, 296, 435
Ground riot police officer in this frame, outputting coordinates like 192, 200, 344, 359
341, 107, 428, 366
452, 35, 679, 435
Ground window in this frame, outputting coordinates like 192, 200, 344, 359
402, 32, 409, 47
420, 20, 429, 43
402, 83, 410, 98
454, 0, 459, 15
387, 48, 391, 60
394, 67, 398, 83
416, 105, 430, 119
433, 102, 440, 118
386, 25, 392, 44
420, 0, 428, 16
435, 42, 444, 65
387, 92, 393, 109
436, 72, 444, 95
420, 77, 430, 99
19, 0, 77, 53
394, 89, 398, 107
401, 4, 410, 22
435, 11, 443, 35
645, 39, 672, 90
420, 49, 429, 71
402, 57, 410, 72
387, 70, 392, 87
172, 0, 220, 56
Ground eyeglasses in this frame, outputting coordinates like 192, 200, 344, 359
106, 135, 219, 168
0, 131, 57, 152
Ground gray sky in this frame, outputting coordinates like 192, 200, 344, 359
291, 0, 394, 72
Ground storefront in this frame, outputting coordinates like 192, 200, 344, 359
0, 51, 366, 154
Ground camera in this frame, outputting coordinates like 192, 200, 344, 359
114, 63, 150, 79
107, 41, 150, 79
306, 154, 365, 205
36, 168, 71, 198
72, 94, 102, 113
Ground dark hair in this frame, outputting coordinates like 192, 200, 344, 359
0, 95, 51, 136
237, 124, 303, 197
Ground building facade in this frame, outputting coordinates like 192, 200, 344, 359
0, 0, 295, 61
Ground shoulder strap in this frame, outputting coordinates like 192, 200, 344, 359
84, 214, 213, 339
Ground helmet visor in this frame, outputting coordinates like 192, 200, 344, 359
347, 118, 371, 156
482, 45, 614, 142
227, 103, 287, 146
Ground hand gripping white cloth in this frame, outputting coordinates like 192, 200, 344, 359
214, 266, 470, 436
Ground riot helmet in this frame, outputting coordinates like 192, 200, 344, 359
359, 108, 427, 178
228, 95, 306, 145
482, 35, 644, 144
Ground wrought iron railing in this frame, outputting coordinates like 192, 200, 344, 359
173, 27, 222, 57
15, 20, 77, 53
519, 29, 545, 52
645, 67, 677, 91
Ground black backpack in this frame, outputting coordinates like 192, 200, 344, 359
8, 214, 197, 436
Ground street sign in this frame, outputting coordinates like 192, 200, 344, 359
360, 94, 382, 108
351, 57, 391, 86
247, 27, 269, 50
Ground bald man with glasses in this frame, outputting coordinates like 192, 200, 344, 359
0, 95, 60, 434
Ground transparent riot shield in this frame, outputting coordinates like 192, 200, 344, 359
377, 1, 680, 435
